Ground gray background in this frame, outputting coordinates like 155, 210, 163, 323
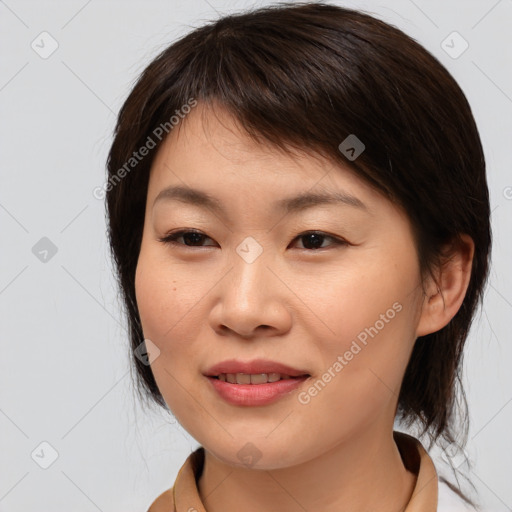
0, 0, 511, 510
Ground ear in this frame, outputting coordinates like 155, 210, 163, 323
415, 234, 474, 338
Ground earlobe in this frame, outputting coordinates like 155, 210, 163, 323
415, 234, 474, 338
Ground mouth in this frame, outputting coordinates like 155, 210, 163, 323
206, 373, 310, 406
204, 360, 311, 406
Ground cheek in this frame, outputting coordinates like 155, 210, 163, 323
301, 252, 421, 407
134, 252, 210, 427
134, 244, 220, 375
134, 246, 204, 347
310, 256, 419, 350
293, 303, 418, 452
134, 259, 171, 344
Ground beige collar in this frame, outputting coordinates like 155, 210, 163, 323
149, 431, 438, 512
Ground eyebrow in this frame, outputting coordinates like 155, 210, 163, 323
153, 185, 368, 215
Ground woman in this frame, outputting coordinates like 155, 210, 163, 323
105, 3, 491, 510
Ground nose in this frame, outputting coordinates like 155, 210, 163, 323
208, 247, 292, 339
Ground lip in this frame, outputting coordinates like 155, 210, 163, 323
204, 359, 310, 407
204, 359, 309, 377
207, 376, 309, 406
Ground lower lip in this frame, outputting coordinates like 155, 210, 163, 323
206, 376, 309, 406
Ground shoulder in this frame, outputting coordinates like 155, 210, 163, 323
146, 487, 174, 512
145, 447, 204, 512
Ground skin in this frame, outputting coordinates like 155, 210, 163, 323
135, 102, 474, 512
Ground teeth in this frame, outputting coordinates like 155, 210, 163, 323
236, 373, 251, 384
216, 372, 295, 384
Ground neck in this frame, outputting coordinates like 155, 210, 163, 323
198, 427, 417, 512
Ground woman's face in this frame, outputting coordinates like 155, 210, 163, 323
135, 103, 426, 469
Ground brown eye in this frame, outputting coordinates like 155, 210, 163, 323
158, 230, 217, 247
291, 231, 348, 250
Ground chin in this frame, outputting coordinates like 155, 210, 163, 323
199, 435, 314, 470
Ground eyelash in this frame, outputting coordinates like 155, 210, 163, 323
157, 229, 349, 251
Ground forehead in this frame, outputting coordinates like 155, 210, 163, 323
152, 103, 329, 178
146, 102, 386, 217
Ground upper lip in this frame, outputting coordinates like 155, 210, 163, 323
204, 359, 310, 377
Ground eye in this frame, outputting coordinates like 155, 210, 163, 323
289, 231, 348, 250
157, 229, 217, 247
157, 229, 348, 250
